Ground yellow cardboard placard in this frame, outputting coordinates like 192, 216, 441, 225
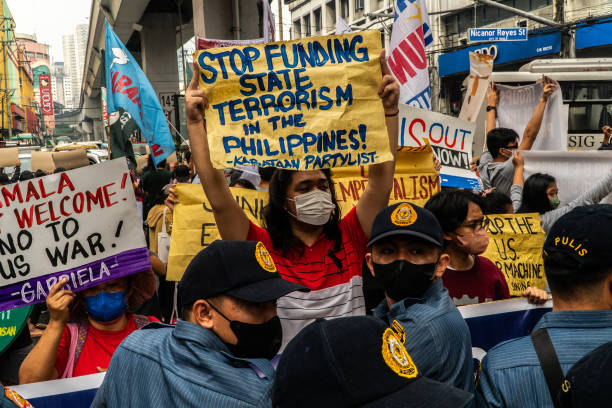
482, 213, 547, 296
333, 144, 440, 214
195, 30, 392, 171
166, 184, 269, 281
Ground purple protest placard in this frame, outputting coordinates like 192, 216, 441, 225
0, 159, 150, 311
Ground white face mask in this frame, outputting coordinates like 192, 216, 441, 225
287, 189, 335, 226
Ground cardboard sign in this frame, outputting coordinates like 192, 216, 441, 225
53, 149, 90, 170
195, 30, 392, 170
0, 160, 150, 311
0, 147, 18, 168
30, 150, 90, 173
166, 185, 268, 281
333, 145, 440, 214
399, 105, 479, 189
458, 52, 493, 122
30, 151, 56, 174
482, 213, 547, 296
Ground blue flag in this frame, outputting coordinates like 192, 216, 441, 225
104, 20, 174, 165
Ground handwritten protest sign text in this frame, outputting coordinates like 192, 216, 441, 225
196, 31, 392, 170
483, 213, 547, 295
0, 160, 150, 311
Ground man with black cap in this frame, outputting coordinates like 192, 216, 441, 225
476, 204, 612, 408
273, 315, 474, 407
92, 240, 308, 407
366, 202, 474, 393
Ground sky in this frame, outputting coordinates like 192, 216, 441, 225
5, 0, 288, 64
6, 0, 91, 63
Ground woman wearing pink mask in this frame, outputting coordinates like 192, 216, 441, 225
425, 190, 547, 306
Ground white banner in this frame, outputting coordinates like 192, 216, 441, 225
0, 160, 150, 311
496, 81, 567, 151
388, 0, 433, 109
399, 104, 479, 189
263, 0, 275, 43
335, 17, 352, 34
522, 150, 612, 204
459, 52, 494, 122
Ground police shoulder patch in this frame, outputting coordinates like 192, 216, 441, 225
391, 203, 417, 227
381, 320, 418, 379
255, 241, 277, 273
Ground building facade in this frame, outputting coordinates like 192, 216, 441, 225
16, 33, 53, 132
286, 0, 393, 47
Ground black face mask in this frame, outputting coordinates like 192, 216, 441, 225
210, 303, 282, 360
372, 260, 437, 301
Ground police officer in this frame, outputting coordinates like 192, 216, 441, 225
476, 205, 612, 408
273, 315, 473, 407
365, 202, 474, 392
92, 240, 308, 407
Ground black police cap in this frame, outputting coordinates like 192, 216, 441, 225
178, 240, 308, 306
368, 202, 444, 248
273, 316, 473, 408
544, 204, 612, 272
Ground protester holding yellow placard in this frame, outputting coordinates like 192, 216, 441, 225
425, 189, 547, 304
184, 32, 399, 348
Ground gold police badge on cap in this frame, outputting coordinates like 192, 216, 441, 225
381, 320, 418, 379
255, 242, 277, 273
391, 203, 417, 227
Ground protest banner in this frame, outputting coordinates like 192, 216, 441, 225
388, 0, 433, 109
458, 52, 494, 122
0, 305, 32, 353
195, 30, 392, 171
332, 144, 440, 214
0, 159, 150, 311
399, 105, 480, 189
522, 150, 612, 204
0, 147, 18, 168
459, 297, 552, 366
166, 184, 269, 281
482, 213, 547, 296
496, 81, 567, 151
10, 372, 105, 408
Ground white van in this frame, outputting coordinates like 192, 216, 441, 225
472, 58, 612, 155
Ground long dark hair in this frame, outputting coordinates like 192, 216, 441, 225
517, 173, 556, 214
263, 169, 342, 255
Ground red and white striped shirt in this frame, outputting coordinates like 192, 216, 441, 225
247, 207, 368, 349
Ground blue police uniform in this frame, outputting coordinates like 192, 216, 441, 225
373, 280, 475, 393
91, 320, 275, 407
476, 310, 612, 408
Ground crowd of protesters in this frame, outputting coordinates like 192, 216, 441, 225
1, 58, 612, 408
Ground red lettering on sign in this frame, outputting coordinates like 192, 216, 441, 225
151, 144, 164, 157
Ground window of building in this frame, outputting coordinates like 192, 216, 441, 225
355, 0, 364, 11
326, 1, 336, 26
341, 0, 349, 18
457, 10, 473, 34
375, 0, 385, 11
304, 14, 312, 37
293, 20, 301, 38
314, 8, 322, 34
26, 51, 35, 59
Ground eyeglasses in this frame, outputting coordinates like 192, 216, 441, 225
459, 218, 490, 232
